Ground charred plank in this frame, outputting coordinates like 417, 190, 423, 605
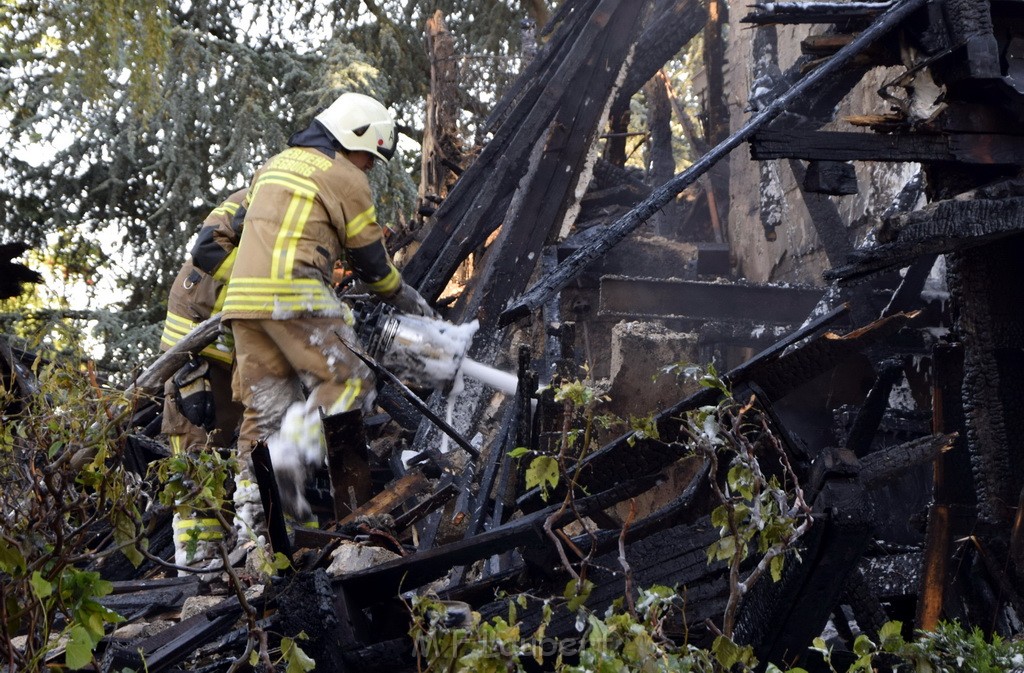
751, 129, 1024, 164
598, 276, 824, 324
827, 197, 1024, 283
735, 480, 872, 668
859, 432, 958, 487
744, 0, 894, 25
336, 471, 663, 605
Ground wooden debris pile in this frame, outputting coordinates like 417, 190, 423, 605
6, 0, 1024, 669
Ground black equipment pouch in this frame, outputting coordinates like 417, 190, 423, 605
173, 358, 215, 431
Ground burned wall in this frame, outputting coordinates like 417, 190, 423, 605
723, 15, 921, 284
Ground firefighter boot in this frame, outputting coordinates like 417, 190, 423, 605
172, 509, 226, 576
320, 409, 373, 521
232, 457, 266, 545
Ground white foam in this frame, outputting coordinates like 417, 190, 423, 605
460, 358, 518, 395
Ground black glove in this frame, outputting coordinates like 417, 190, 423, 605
387, 281, 438, 318
173, 358, 215, 431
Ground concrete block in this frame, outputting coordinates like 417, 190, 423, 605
327, 540, 401, 576
607, 321, 699, 422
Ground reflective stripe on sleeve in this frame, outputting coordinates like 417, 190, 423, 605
364, 266, 401, 295
346, 206, 376, 240
212, 248, 238, 282
161, 311, 196, 349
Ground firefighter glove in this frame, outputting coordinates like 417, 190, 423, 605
173, 358, 215, 431
387, 281, 438, 318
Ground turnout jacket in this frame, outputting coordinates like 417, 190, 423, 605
221, 141, 400, 321
160, 189, 247, 364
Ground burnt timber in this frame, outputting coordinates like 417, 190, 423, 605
9, 0, 1024, 669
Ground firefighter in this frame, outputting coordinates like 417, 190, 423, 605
159, 188, 247, 571
221, 92, 434, 537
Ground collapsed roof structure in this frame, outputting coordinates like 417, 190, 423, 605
5, 0, 1024, 669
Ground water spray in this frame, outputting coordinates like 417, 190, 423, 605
359, 309, 518, 395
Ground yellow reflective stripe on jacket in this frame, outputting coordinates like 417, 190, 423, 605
274, 191, 316, 278
211, 282, 228, 313
201, 342, 234, 364
249, 170, 319, 279
223, 277, 343, 314
346, 206, 376, 240
212, 248, 237, 282
209, 201, 241, 218
161, 311, 195, 349
162, 311, 234, 364
364, 265, 401, 295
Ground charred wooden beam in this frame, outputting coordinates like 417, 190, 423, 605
948, 234, 1024, 525
916, 343, 971, 629
500, 0, 929, 325
98, 577, 200, 618
393, 475, 459, 532
827, 196, 1024, 283
940, 0, 1000, 80
598, 276, 824, 324
251, 441, 293, 563
338, 470, 430, 526
859, 432, 958, 487
840, 568, 891, 641
844, 358, 904, 456
483, 0, 600, 135
743, 0, 894, 24
751, 129, 1024, 164
611, 0, 707, 113
735, 479, 872, 668
451, 0, 648, 330
801, 34, 899, 65
406, 0, 644, 302
105, 596, 245, 672
880, 253, 937, 317
335, 471, 664, 605
741, 311, 917, 403
126, 314, 221, 401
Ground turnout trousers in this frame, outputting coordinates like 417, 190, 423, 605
230, 316, 374, 457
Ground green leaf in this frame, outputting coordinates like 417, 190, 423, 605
282, 636, 317, 672
879, 620, 903, 643
30, 571, 53, 599
853, 634, 874, 656
712, 635, 741, 668
564, 578, 594, 612
770, 553, 785, 582
525, 455, 559, 500
0, 540, 26, 575
66, 624, 94, 670
508, 446, 530, 459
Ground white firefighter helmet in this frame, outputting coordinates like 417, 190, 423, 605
315, 92, 396, 162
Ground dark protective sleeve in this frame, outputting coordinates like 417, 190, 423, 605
346, 240, 394, 284
191, 205, 246, 275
